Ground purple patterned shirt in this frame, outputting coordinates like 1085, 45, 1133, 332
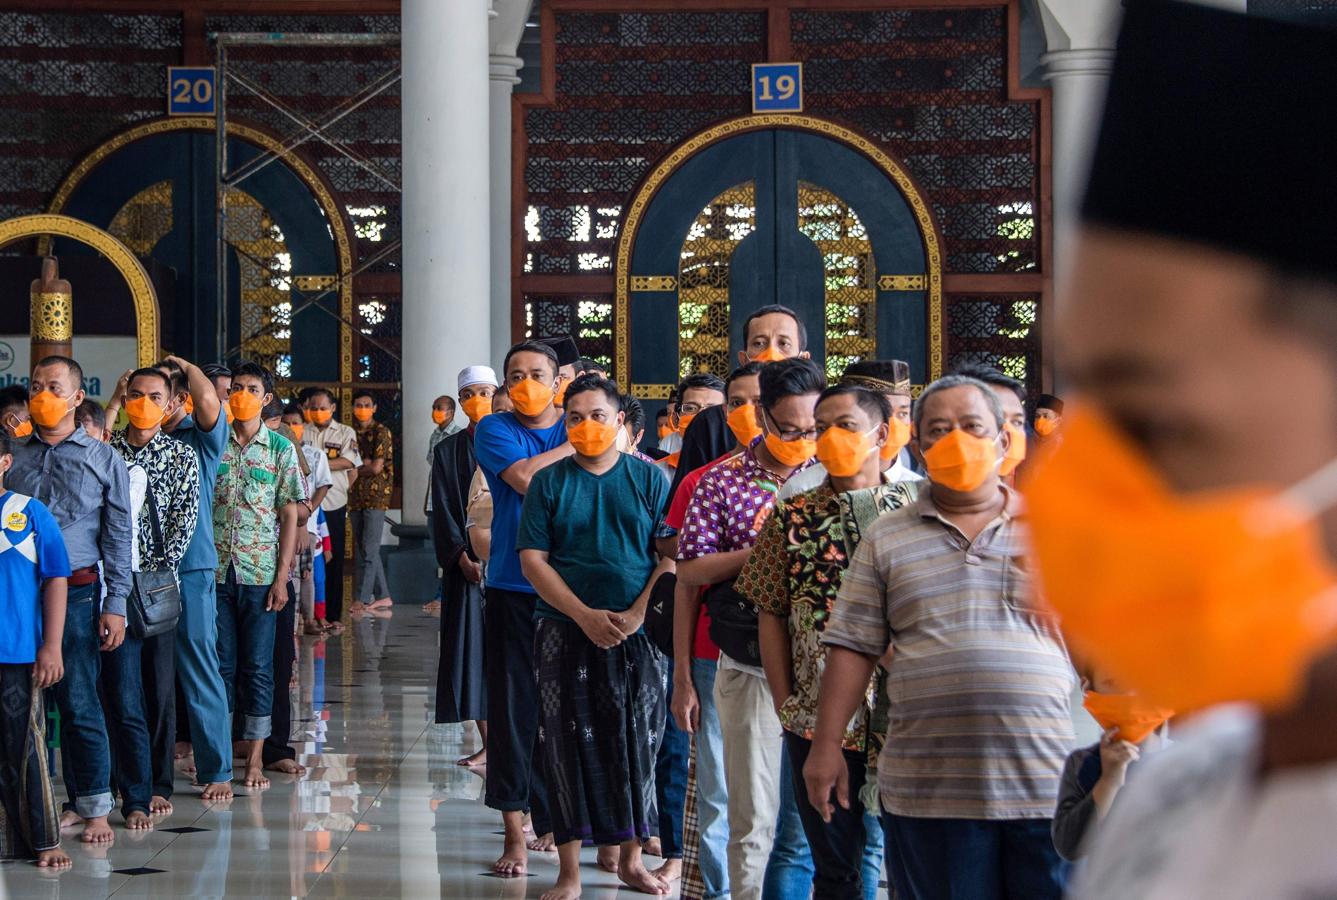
678, 444, 812, 560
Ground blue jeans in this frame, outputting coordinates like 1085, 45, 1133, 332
216, 568, 277, 741
863, 810, 885, 900
177, 570, 234, 785
691, 657, 730, 899
762, 741, 814, 900
881, 813, 1067, 900
655, 657, 690, 859
100, 631, 152, 817
53, 584, 113, 819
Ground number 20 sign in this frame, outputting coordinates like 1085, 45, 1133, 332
752, 63, 803, 113
167, 66, 215, 115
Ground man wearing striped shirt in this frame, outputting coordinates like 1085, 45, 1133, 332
805, 375, 1076, 900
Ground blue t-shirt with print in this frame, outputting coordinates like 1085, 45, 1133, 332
167, 411, 229, 573
473, 411, 567, 594
0, 491, 72, 664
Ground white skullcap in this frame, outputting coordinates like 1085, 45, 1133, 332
457, 365, 499, 391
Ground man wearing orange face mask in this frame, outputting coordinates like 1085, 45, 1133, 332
8, 355, 132, 845
0, 385, 31, 439
109, 369, 200, 823
348, 391, 394, 613
474, 340, 573, 877
537, 335, 580, 410
807, 374, 1075, 900
952, 363, 1029, 486
1025, 4, 1337, 898
430, 365, 498, 768
300, 388, 361, 630
517, 373, 673, 900
655, 373, 725, 482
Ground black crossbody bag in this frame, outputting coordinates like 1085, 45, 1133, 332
128, 486, 182, 639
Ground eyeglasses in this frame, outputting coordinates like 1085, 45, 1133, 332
677, 402, 710, 415
764, 410, 817, 442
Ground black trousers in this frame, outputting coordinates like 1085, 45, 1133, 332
141, 629, 177, 799
324, 506, 347, 622
482, 587, 549, 834
785, 731, 872, 900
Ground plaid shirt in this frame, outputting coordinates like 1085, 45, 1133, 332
213, 424, 304, 586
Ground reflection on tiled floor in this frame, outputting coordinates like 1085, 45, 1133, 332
0, 609, 673, 898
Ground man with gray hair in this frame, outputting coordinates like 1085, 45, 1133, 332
804, 374, 1076, 899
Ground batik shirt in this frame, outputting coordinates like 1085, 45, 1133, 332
111, 429, 201, 572
350, 422, 394, 511
737, 478, 914, 751
213, 424, 305, 586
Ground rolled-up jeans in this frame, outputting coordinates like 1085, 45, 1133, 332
177, 569, 234, 785
215, 567, 276, 742
53, 582, 113, 819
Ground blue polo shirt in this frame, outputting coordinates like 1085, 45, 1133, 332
0, 491, 71, 664
166, 411, 229, 573
473, 411, 567, 594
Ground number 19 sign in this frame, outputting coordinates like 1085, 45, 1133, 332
752, 62, 803, 113
167, 66, 215, 115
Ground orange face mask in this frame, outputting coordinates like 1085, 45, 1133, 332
462, 394, 492, 424
125, 397, 166, 430
431, 408, 448, 426
228, 391, 262, 423
567, 419, 618, 457
353, 407, 374, 423
880, 417, 911, 463
509, 378, 554, 417
1082, 691, 1173, 745
677, 412, 697, 436
183, 395, 195, 416
922, 428, 1001, 492
817, 426, 879, 478
553, 379, 569, 409
657, 424, 673, 441
999, 422, 1027, 477
307, 408, 332, 426
727, 403, 763, 447
5, 414, 32, 438
1034, 416, 1059, 437
288, 422, 304, 442
28, 391, 75, 429
763, 414, 816, 468
1028, 407, 1337, 712
751, 346, 788, 363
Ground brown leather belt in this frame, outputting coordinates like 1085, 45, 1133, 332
68, 565, 99, 587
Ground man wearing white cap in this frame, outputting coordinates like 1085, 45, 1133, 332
431, 365, 499, 767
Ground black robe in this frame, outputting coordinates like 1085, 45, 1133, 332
431, 428, 487, 724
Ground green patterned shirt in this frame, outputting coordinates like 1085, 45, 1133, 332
213, 424, 305, 586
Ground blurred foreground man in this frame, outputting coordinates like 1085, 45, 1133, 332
1022, 3, 1337, 898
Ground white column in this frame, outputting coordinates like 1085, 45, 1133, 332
401, 0, 491, 527
490, 53, 523, 369
1041, 48, 1115, 290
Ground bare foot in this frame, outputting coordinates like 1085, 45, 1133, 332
456, 748, 486, 767
651, 858, 682, 883
326, 621, 345, 634
265, 758, 307, 776
528, 831, 556, 852
618, 861, 670, 895
242, 765, 271, 789
348, 601, 367, 616
58, 810, 82, 831
494, 835, 528, 877
150, 795, 173, 816
180, 758, 197, 776
81, 816, 114, 844
200, 781, 234, 801
368, 596, 394, 610
303, 621, 325, 635
642, 836, 663, 857
540, 873, 582, 900
422, 600, 441, 613
174, 741, 193, 759
125, 810, 153, 831
35, 847, 72, 869
597, 845, 620, 873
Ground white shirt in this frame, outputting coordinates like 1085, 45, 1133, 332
300, 445, 334, 537
302, 420, 361, 511
1073, 706, 1337, 900
127, 463, 147, 573
778, 456, 922, 500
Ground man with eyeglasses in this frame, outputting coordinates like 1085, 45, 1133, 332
677, 357, 824, 900
656, 373, 726, 482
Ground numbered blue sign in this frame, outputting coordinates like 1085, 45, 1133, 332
752, 63, 803, 113
167, 66, 215, 115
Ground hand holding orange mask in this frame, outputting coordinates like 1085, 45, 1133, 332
1083, 691, 1173, 745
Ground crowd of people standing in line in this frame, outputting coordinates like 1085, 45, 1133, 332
0, 353, 404, 868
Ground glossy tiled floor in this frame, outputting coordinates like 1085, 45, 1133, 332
0, 608, 678, 899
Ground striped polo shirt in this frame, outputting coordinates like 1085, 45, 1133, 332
823, 486, 1075, 820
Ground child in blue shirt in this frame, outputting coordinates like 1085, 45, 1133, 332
0, 429, 72, 868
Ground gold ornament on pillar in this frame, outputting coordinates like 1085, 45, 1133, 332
30, 256, 73, 362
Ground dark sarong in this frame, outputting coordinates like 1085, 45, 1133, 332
536, 619, 665, 847
0, 663, 59, 859
432, 429, 486, 724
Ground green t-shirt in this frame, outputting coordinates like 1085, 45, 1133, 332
516, 454, 669, 624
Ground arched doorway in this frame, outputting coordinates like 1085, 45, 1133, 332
616, 114, 942, 399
